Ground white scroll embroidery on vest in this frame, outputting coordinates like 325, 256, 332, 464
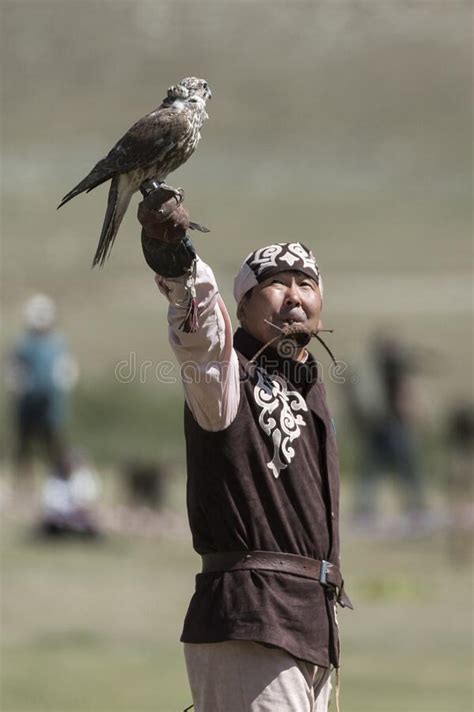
253, 369, 308, 478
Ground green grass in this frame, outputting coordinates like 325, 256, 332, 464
1, 504, 472, 712
1, 520, 196, 712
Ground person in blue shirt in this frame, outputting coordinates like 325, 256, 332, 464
7, 294, 78, 482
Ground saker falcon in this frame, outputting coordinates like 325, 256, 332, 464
58, 77, 211, 267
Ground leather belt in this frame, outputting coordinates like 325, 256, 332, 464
201, 550, 353, 609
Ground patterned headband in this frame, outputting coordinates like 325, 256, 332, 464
233, 242, 322, 304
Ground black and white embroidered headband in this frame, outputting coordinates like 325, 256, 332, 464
233, 242, 323, 304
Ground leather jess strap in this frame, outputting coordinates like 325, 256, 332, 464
201, 550, 353, 609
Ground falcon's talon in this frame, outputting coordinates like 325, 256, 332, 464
158, 182, 184, 204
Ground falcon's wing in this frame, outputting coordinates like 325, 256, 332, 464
101, 106, 189, 174
58, 107, 189, 208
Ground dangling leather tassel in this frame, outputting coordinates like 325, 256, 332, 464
178, 260, 198, 333
179, 295, 198, 333
334, 666, 341, 712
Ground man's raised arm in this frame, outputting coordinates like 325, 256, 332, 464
137, 182, 240, 431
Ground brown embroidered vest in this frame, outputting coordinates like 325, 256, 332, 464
180, 328, 342, 667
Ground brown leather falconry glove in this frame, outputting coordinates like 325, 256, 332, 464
138, 180, 209, 278
138, 180, 209, 332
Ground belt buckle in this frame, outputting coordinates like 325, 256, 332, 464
319, 559, 330, 586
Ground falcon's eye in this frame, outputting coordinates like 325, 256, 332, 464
203, 82, 208, 89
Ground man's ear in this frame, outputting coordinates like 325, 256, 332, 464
237, 290, 252, 325
237, 288, 253, 324
237, 299, 246, 324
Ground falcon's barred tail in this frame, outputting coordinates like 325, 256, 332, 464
92, 175, 132, 268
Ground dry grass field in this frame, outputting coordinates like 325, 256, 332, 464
1, 491, 472, 712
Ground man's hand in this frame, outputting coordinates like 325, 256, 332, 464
138, 183, 190, 244
138, 180, 210, 281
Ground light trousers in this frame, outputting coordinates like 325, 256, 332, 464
184, 641, 333, 712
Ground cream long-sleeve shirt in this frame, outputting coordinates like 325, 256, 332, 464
155, 258, 240, 431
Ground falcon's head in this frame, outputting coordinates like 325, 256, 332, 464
167, 77, 212, 104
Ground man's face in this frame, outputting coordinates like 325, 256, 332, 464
238, 270, 322, 351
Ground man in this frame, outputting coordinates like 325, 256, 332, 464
138, 184, 352, 712
348, 331, 425, 525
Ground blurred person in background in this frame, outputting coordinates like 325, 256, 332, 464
137, 183, 352, 712
6, 294, 79, 489
38, 449, 102, 538
443, 402, 474, 564
347, 330, 426, 529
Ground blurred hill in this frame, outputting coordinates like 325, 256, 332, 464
1, 0, 472, 462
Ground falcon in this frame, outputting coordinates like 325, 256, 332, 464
57, 77, 211, 267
